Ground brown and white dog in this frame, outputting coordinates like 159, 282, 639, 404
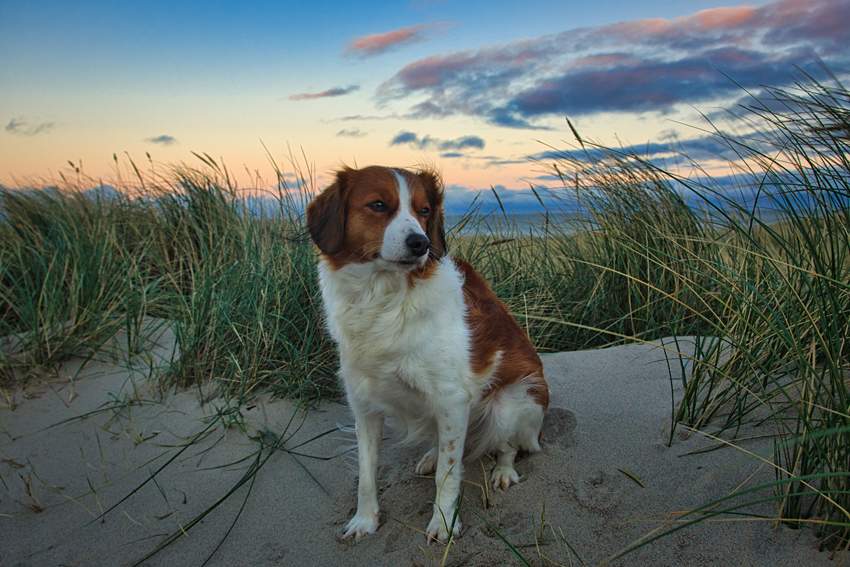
306, 166, 549, 542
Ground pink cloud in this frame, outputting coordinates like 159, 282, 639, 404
689, 6, 758, 30
392, 52, 477, 89
569, 53, 642, 70
376, 0, 848, 127
345, 22, 453, 57
382, 37, 552, 96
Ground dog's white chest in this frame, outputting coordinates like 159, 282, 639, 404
318, 259, 470, 393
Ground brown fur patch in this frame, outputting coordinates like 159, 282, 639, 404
454, 258, 550, 410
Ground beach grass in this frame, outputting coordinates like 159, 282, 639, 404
538, 72, 850, 554
2, 72, 849, 559
1, 154, 337, 404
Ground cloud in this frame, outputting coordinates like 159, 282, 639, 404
377, 0, 850, 128
330, 113, 401, 122
391, 131, 419, 145
389, 131, 485, 153
527, 132, 745, 170
145, 135, 177, 146
5, 117, 56, 136
289, 85, 360, 101
336, 128, 368, 137
442, 136, 486, 151
346, 22, 453, 58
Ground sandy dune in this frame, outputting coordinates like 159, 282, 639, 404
0, 329, 839, 566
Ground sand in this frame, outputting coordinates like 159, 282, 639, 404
1, 328, 842, 566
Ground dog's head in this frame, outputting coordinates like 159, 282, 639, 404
306, 166, 446, 272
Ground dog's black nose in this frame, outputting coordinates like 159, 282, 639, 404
406, 233, 430, 257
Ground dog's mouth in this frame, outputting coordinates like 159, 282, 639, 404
392, 258, 426, 270
377, 255, 428, 271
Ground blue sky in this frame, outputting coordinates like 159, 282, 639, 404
2, 0, 848, 209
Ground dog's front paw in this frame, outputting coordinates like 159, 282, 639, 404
491, 463, 520, 491
343, 511, 380, 541
426, 509, 461, 543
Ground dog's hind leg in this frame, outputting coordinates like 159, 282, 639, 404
415, 447, 438, 475
491, 445, 520, 491
487, 381, 545, 491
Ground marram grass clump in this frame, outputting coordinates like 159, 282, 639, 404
0, 157, 337, 402
542, 72, 850, 552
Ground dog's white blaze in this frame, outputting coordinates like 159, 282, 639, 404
380, 171, 427, 264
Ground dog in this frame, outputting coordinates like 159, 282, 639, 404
306, 165, 549, 543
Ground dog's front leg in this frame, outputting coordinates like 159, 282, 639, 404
426, 404, 468, 542
344, 411, 384, 540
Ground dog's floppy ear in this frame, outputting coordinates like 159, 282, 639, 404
306, 168, 351, 255
418, 168, 447, 259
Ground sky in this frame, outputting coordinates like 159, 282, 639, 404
2, 0, 848, 210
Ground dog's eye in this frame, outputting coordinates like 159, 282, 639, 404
367, 201, 388, 212
419, 207, 430, 218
